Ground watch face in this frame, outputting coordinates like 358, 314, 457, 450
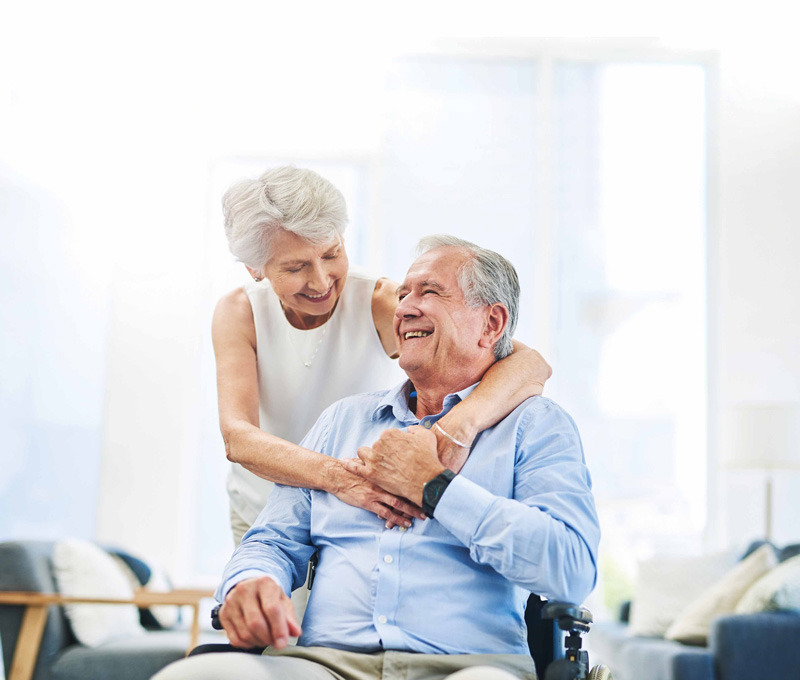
424, 478, 447, 506
423, 471, 454, 517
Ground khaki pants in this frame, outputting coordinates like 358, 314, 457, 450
229, 503, 310, 630
153, 646, 537, 680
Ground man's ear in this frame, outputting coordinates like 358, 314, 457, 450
479, 303, 509, 350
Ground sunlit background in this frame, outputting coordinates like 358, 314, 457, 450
2, 7, 799, 624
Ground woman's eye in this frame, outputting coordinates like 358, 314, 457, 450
287, 266, 304, 273
324, 251, 339, 260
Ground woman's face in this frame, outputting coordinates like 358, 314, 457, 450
261, 229, 349, 328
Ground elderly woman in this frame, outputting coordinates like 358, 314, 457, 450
213, 166, 552, 546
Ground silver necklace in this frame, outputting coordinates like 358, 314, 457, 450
281, 303, 333, 368
284, 319, 329, 368
300, 326, 327, 368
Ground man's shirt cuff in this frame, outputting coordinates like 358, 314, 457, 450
216, 570, 284, 603
433, 474, 496, 544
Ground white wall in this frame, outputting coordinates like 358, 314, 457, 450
3, 23, 799, 581
712, 41, 800, 547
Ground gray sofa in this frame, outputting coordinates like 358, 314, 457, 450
586, 542, 800, 680
0, 541, 222, 680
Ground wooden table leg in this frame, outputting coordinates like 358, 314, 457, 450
9, 605, 48, 680
187, 603, 200, 656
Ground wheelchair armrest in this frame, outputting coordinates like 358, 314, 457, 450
541, 601, 593, 633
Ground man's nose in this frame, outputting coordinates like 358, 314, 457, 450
395, 294, 421, 318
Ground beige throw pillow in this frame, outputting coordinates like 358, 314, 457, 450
736, 553, 800, 614
665, 544, 776, 645
53, 539, 145, 646
628, 549, 738, 637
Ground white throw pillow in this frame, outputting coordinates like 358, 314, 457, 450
628, 549, 738, 637
111, 555, 180, 628
664, 544, 776, 644
736, 553, 800, 614
53, 539, 145, 646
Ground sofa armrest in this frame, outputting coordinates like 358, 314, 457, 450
709, 611, 800, 680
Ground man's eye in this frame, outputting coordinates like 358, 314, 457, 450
423, 289, 437, 295
398, 293, 407, 301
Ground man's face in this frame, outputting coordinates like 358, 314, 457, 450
394, 247, 489, 383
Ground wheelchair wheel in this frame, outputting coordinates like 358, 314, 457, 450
587, 665, 613, 680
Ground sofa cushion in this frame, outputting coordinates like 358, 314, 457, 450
53, 539, 145, 647
51, 631, 224, 680
736, 553, 800, 613
628, 549, 738, 637
664, 544, 776, 644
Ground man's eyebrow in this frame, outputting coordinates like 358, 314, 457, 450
395, 280, 445, 296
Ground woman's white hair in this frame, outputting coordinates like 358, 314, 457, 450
416, 235, 519, 360
222, 166, 348, 270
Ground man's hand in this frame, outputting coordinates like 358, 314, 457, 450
218, 576, 301, 650
346, 426, 446, 507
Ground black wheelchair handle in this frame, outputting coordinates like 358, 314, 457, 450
211, 604, 223, 630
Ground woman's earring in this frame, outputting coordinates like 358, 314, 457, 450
254, 277, 262, 282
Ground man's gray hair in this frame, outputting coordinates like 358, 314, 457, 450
222, 166, 348, 270
416, 235, 519, 360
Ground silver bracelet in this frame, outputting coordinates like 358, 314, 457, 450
434, 423, 470, 449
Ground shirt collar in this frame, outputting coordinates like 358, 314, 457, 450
372, 379, 481, 424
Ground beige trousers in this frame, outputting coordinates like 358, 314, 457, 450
153, 645, 537, 680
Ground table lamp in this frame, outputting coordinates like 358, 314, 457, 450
727, 402, 800, 541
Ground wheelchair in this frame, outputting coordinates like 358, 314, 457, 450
539, 601, 612, 680
207, 597, 612, 680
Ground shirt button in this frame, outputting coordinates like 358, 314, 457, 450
398, 526, 408, 532
383, 555, 393, 564
378, 615, 387, 624
423, 421, 432, 429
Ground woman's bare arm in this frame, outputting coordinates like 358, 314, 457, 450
213, 288, 423, 525
435, 340, 552, 471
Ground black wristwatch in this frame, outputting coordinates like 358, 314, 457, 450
422, 469, 456, 518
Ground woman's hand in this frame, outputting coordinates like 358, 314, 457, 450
333, 460, 426, 528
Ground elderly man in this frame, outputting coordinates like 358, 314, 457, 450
155, 236, 600, 680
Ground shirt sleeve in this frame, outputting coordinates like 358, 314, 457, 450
433, 400, 600, 604
215, 406, 334, 603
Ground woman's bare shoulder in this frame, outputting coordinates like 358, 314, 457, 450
213, 287, 255, 340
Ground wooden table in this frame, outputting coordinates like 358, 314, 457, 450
0, 589, 215, 680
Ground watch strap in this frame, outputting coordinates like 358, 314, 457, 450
422, 469, 456, 518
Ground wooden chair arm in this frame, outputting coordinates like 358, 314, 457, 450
0, 589, 214, 607
0, 589, 217, 680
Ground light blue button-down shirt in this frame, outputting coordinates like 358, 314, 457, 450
216, 380, 600, 655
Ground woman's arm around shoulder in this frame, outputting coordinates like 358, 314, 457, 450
436, 340, 552, 472
371, 277, 400, 358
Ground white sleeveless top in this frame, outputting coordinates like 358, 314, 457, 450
226, 268, 405, 525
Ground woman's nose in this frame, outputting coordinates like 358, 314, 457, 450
307, 262, 328, 291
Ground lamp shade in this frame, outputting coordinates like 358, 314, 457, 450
727, 402, 800, 469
